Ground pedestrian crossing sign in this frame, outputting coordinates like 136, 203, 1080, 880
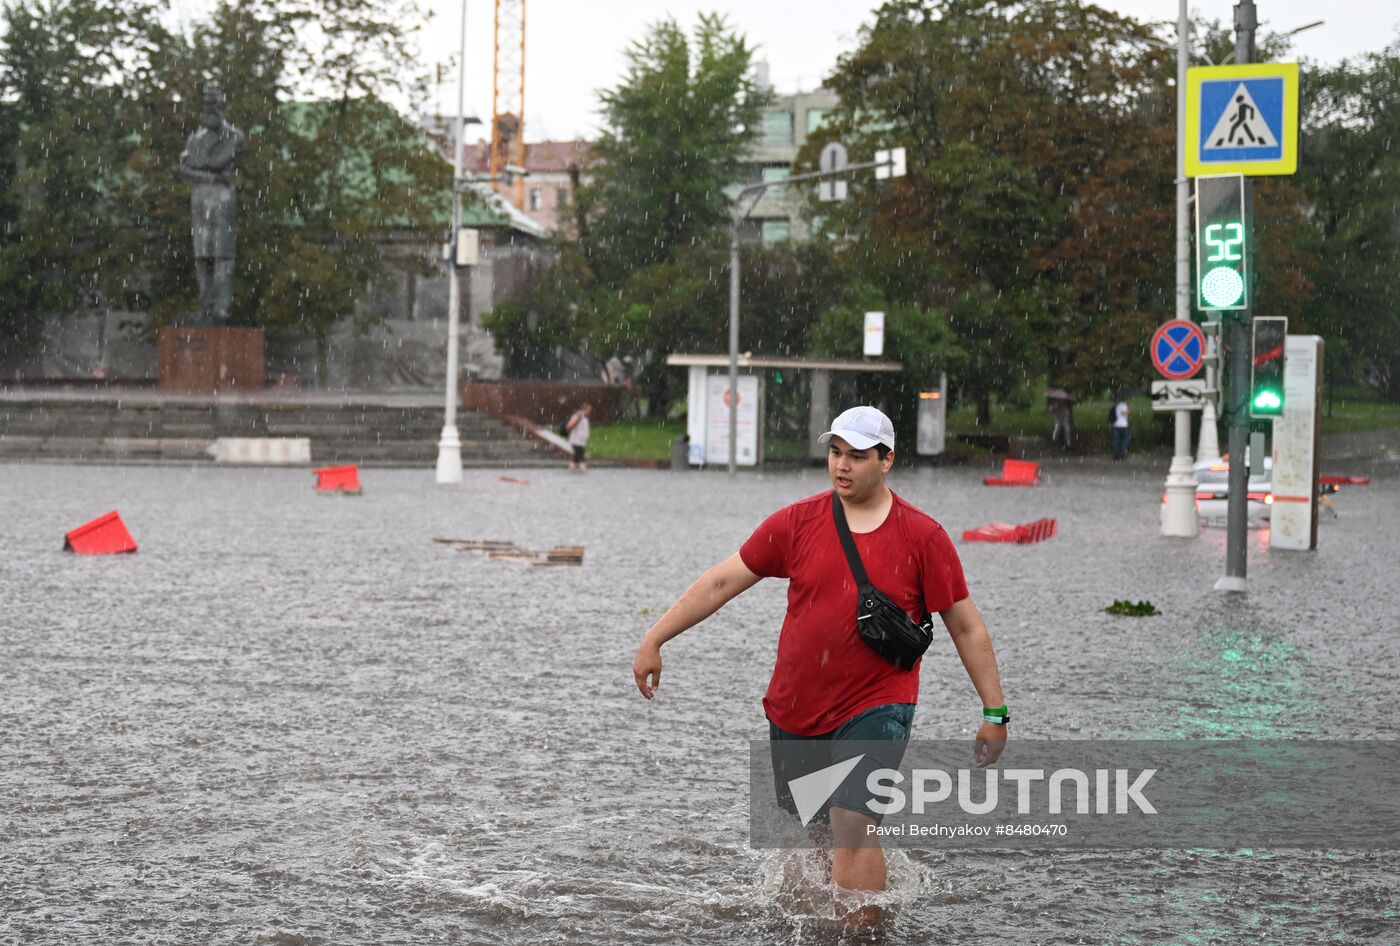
1185, 62, 1299, 177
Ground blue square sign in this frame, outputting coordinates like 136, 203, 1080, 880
1198, 77, 1285, 164
1186, 63, 1299, 177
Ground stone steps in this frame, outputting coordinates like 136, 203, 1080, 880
0, 396, 552, 466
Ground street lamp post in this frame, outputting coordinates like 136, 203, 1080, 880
1162, 0, 1201, 536
726, 186, 767, 476
435, 0, 471, 485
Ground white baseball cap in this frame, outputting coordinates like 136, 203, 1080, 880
818, 406, 896, 451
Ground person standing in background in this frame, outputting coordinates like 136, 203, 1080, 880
1110, 394, 1131, 460
566, 403, 592, 472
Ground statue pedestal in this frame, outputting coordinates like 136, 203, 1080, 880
159, 327, 265, 394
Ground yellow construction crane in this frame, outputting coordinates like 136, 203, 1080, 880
491, 0, 526, 208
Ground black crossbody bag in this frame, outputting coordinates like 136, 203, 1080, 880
831, 491, 935, 671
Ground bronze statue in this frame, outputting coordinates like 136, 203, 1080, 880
178, 87, 244, 324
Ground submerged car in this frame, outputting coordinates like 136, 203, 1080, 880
1161, 457, 1273, 528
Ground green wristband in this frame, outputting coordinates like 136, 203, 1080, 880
983, 704, 1010, 725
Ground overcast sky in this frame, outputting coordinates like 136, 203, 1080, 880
170, 0, 1399, 142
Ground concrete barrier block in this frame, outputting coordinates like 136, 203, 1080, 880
206, 437, 312, 465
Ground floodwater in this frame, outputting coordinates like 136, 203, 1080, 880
2, 459, 1397, 944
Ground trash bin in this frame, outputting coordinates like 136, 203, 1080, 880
671, 435, 690, 471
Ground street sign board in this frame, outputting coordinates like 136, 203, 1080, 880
819, 142, 848, 202
1270, 335, 1323, 551
700, 373, 759, 466
1151, 320, 1206, 379
1151, 380, 1209, 411
863, 312, 885, 356
1185, 62, 1299, 177
875, 147, 907, 180
455, 227, 480, 267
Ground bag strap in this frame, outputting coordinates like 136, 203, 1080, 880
830, 491, 872, 591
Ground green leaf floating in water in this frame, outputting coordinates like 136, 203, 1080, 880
1105, 599, 1160, 617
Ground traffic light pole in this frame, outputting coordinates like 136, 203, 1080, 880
1216, 0, 1257, 593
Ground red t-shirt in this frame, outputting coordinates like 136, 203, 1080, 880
740, 489, 969, 736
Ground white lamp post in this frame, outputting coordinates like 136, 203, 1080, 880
1161, 0, 1201, 536
436, 0, 475, 485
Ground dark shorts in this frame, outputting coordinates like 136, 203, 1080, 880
768, 702, 915, 825
571, 445, 586, 462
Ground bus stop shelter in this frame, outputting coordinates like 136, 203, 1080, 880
666, 354, 903, 466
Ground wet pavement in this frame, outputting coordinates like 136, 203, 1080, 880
2, 460, 1397, 944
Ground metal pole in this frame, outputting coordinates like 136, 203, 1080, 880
434, 0, 468, 485
1197, 326, 1223, 462
1175, 0, 1192, 326
727, 213, 740, 476
1162, 0, 1200, 537
721, 159, 891, 474
1217, 0, 1256, 591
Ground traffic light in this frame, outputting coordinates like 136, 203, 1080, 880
1196, 174, 1248, 311
1250, 316, 1287, 418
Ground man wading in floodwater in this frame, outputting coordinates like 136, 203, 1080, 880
632, 406, 1008, 926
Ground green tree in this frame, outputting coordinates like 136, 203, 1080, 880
0, 0, 166, 355
1302, 45, 1400, 398
115, 0, 297, 328
487, 228, 853, 414
802, 0, 1179, 415
146, 0, 448, 360
807, 287, 958, 434
577, 13, 766, 288
0, 0, 450, 375
613, 238, 850, 409
482, 246, 595, 375
503, 13, 768, 412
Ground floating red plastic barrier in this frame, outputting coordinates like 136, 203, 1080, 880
962, 518, 1057, 545
314, 465, 362, 495
64, 511, 138, 554
1015, 518, 1057, 543
983, 459, 1041, 487
1320, 475, 1371, 486
962, 522, 1022, 543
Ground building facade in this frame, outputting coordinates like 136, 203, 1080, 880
460, 139, 593, 236
440, 84, 838, 246
738, 86, 840, 245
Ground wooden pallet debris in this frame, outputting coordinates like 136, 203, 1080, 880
433, 538, 584, 566
432, 538, 517, 552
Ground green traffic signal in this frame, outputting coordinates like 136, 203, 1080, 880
1250, 317, 1287, 419
1196, 176, 1248, 312
1201, 266, 1245, 309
